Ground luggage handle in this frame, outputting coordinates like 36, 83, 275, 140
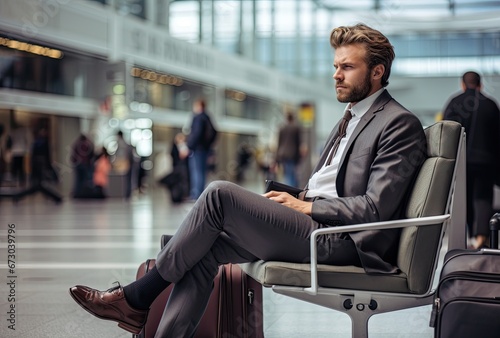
161, 234, 173, 249
490, 213, 500, 249
144, 259, 155, 274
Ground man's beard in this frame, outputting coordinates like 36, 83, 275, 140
336, 71, 372, 103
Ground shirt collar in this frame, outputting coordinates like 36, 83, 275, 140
346, 88, 385, 119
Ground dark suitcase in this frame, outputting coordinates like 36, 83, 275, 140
133, 235, 264, 338
218, 264, 264, 338
430, 248, 500, 338
133, 259, 223, 338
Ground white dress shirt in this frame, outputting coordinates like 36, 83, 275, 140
306, 88, 385, 199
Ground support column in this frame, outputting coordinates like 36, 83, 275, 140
146, 0, 156, 25
270, 0, 276, 67
198, 0, 203, 43
211, 0, 215, 47
252, 0, 257, 61
158, 0, 171, 31
295, 0, 301, 77
311, 3, 317, 79
237, 0, 243, 55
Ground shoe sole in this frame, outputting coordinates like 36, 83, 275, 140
68, 288, 143, 335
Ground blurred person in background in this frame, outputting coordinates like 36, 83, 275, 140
137, 156, 149, 195
255, 143, 277, 186
276, 111, 304, 187
171, 133, 190, 199
442, 71, 500, 249
70, 133, 94, 198
93, 147, 111, 198
186, 99, 217, 200
160, 133, 190, 203
113, 130, 134, 199
235, 143, 253, 183
30, 127, 52, 186
9, 120, 30, 187
0, 123, 7, 185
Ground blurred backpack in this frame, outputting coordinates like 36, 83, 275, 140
159, 170, 187, 203
204, 114, 218, 147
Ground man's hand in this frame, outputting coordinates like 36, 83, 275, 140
263, 191, 312, 215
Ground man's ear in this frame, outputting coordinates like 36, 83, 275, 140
372, 64, 384, 80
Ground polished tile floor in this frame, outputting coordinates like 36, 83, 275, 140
0, 184, 436, 338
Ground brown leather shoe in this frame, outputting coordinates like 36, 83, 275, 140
69, 282, 148, 334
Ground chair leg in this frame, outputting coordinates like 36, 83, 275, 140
347, 309, 370, 338
273, 286, 373, 337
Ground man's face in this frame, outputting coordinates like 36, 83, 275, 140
333, 44, 374, 104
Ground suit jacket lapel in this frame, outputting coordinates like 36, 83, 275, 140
309, 90, 393, 178
337, 90, 392, 167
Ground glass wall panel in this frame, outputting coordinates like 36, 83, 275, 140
484, 33, 500, 55
256, 38, 272, 64
130, 66, 215, 112
300, 40, 314, 79
225, 89, 273, 121
159, 1, 500, 78
131, 77, 175, 110
0, 48, 63, 94
173, 79, 215, 112
273, 1, 297, 37
299, 1, 314, 36
447, 34, 482, 57
115, 0, 146, 19
215, 37, 239, 54
275, 38, 294, 61
390, 32, 499, 58
200, 0, 213, 45
0, 44, 108, 99
255, 0, 273, 34
213, 1, 240, 53
169, 1, 199, 43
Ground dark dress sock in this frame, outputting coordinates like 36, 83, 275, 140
123, 265, 170, 310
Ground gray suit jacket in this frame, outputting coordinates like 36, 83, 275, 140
309, 90, 427, 273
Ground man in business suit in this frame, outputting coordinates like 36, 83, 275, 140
443, 71, 500, 248
69, 23, 427, 336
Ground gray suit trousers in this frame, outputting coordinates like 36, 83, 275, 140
154, 180, 359, 337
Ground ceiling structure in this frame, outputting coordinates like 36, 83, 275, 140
312, 0, 500, 33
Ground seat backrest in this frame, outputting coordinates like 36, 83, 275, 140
397, 121, 462, 293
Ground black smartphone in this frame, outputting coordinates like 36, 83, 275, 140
264, 180, 302, 198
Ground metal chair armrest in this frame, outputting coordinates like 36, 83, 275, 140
305, 214, 450, 295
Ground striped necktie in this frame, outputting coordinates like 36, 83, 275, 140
326, 109, 352, 165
